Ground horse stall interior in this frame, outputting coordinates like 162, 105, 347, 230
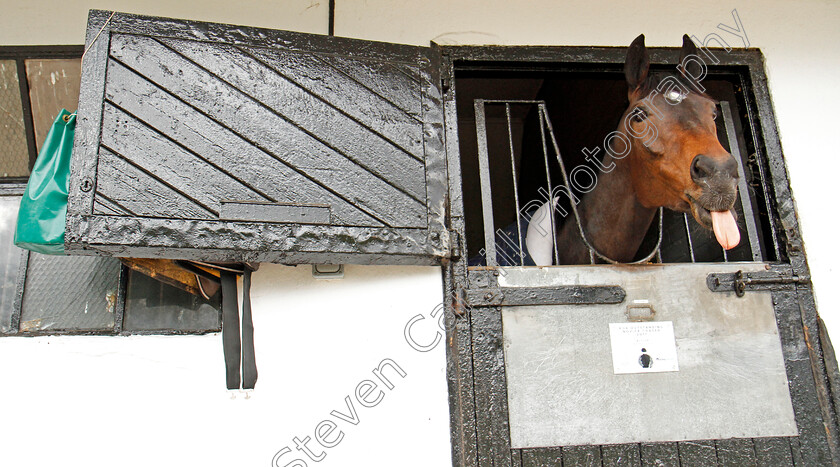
456, 66, 779, 265
444, 47, 840, 466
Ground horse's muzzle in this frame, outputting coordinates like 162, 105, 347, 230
689, 153, 739, 212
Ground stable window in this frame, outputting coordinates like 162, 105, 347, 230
0, 46, 221, 336
457, 67, 779, 266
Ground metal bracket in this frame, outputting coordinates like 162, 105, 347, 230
464, 285, 625, 307
312, 264, 344, 279
449, 229, 462, 259
707, 267, 809, 296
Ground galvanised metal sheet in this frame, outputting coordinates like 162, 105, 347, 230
500, 263, 797, 447
67, 10, 448, 265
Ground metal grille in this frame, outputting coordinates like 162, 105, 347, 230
0, 196, 24, 332
0, 60, 30, 177
19, 254, 120, 332
474, 99, 769, 266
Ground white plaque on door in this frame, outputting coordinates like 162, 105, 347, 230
609, 321, 679, 374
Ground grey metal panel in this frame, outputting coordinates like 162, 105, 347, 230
66, 10, 449, 265
501, 263, 797, 448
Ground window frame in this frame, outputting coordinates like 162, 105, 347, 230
0, 45, 84, 183
0, 45, 221, 337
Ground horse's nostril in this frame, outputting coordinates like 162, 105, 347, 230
691, 154, 714, 181
723, 155, 739, 178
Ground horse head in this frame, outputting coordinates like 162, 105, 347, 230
622, 34, 741, 250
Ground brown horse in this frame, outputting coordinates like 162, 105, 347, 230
528, 34, 741, 265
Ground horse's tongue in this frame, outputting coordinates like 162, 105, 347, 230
711, 210, 740, 250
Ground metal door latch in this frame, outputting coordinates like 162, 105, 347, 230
707, 268, 809, 297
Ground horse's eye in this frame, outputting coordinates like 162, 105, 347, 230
632, 107, 648, 122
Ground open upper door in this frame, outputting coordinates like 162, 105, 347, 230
66, 10, 449, 265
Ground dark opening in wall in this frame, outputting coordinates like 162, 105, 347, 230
455, 65, 780, 265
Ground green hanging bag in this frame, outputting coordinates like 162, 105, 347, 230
14, 109, 76, 255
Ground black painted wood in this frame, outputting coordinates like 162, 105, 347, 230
521, 447, 562, 466
753, 437, 794, 467
562, 446, 601, 467
67, 10, 449, 264
772, 290, 833, 465
601, 444, 640, 467
511, 449, 523, 467
471, 307, 512, 467
443, 253, 478, 467
789, 437, 805, 467
640, 443, 678, 467
677, 440, 717, 466
716, 438, 757, 467
798, 286, 840, 459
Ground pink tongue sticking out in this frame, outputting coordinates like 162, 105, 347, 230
710, 210, 741, 250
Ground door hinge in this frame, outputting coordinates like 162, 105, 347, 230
449, 230, 462, 259
707, 268, 810, 297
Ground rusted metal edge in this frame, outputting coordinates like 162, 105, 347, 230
464, 285, 626, 307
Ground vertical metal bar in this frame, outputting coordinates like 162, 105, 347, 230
738, 74, 781, 260
683, 213, 696, 263
721, 101, 762, 261
328, 0, 336, 36
474, 100, 498, 266
505, 103, 525, 266
538, 104, 559, 265
10, 249, 30, 333
15, 58, 37, 171
114, 265, 129, 334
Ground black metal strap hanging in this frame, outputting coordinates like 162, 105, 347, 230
219, 267, 257, 390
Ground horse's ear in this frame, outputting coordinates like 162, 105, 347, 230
625, 34, 650, 91
679, 34, 703, 78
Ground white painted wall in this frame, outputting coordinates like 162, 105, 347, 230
1, 1, 839, 466
0, 264, 452, 467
